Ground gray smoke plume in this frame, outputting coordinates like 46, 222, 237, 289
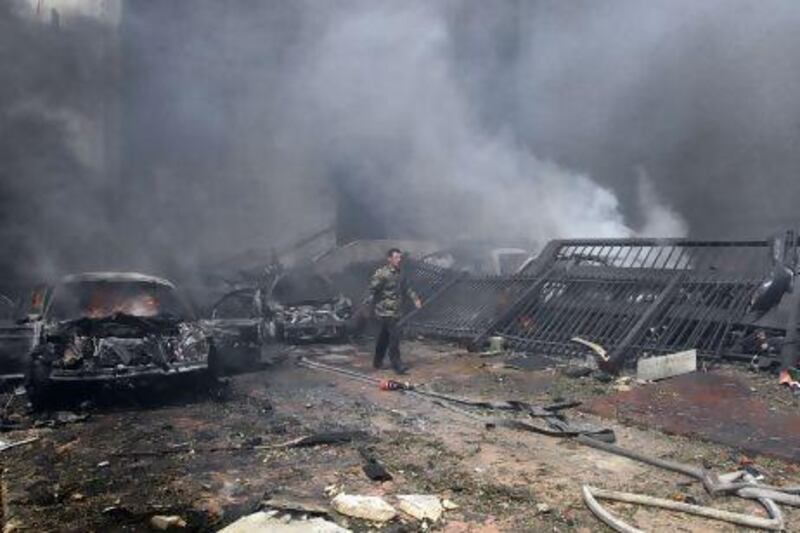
5, 0, 800, 289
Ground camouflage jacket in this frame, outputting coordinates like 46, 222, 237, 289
368, 265, 419, 318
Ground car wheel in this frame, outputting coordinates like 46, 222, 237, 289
25, 355, 54, 411
206, 342, 222, 379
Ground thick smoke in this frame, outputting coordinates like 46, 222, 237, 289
5, 0, 800, 289
287, 1, 661, 243
0, 1, 115, 291
510, 0, 800, 238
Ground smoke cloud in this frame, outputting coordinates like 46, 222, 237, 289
3, 0, 800, 289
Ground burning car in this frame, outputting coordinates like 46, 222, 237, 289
25, 272, 218, 409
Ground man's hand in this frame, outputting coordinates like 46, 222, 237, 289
414, 297, 423, 309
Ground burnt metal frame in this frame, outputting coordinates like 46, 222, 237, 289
498, 238, 775, 369
402, 236, 788, 370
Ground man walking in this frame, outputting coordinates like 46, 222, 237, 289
368, 248, 422, 374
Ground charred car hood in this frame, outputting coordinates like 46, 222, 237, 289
43, 315, 210, 374
48, 314, 184, 338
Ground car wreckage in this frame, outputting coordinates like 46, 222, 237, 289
24, 272, 218, 409
207, 267, 353, 347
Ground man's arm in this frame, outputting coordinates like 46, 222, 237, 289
368, 268, 385, 298
406, 284, 422, 309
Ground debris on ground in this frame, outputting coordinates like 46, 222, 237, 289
265, 430, 366, 449
4, 337, 800, 532
330, 493, 397, 522
561, 365, 593, 379
395, 494, 444, 521
218, 511, 350, 533
636, 349, 697, 381
359, 447, 393, 482
779, 368, 800, 395
613, 376, 632, 392
0, 436, 38, 452
441, 498, 459, 511
150, 515, 187, 530
583, 484, 784, 531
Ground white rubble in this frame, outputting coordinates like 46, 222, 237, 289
637, 349, 697, 381
150, 515, 187, 530
396, 494, 444, 521
331, 493, 397, 522
217, 511, 350, 533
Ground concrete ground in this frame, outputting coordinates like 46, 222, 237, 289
1, 339, 799, 532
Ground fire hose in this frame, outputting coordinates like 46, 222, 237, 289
297, 355, 799, 530
296, 356, 614, 441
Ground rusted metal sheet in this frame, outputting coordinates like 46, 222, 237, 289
583, 372, 800, 463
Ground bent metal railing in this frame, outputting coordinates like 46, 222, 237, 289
401, 237, 790, 369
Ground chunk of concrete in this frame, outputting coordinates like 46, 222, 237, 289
396, 495, 443, 522
331, 494, 396, 522
150, 515, 187, 530
218, 512, 350, 533
441, 498, 459, 510
637, 349, 697, 381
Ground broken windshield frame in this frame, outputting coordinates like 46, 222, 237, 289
45, 280, 193, 322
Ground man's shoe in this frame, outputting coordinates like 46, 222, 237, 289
373, 360, 384, 370
393, 364, 409, 375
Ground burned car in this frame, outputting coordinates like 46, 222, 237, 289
268, 269, 352, 343
25, 272, 218, 409
203, 287, 268, 370
208, 267, 353, 346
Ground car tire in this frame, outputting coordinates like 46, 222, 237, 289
206, 342, 222, 379
25, 355, 54, 411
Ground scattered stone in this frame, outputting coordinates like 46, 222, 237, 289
396, 495, 443, 522
149, 515, 187, 530
636, 349, 697, 381
359, 448, 393, 482
535, 503, 551, 514
218, 512, 350, 533
441, 499, 459, 511
331, 493, 397, 522
97, 461, 110, 468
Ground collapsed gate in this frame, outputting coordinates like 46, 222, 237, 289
402, 237, 788, 368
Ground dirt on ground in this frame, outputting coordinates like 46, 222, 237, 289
1, 339, 799, 532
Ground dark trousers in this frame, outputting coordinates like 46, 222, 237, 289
374, 316, 402, 370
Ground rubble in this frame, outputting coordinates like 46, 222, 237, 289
636, 349, 697, 381
149, 515, 187, 530
359, 447, 393, 482
330, 494, 397, 522
441, 499, 459, 511
0, 436, 38, 453
395, 494, 444, 521
218, 511, 349, 533
262, 494, 331, 516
